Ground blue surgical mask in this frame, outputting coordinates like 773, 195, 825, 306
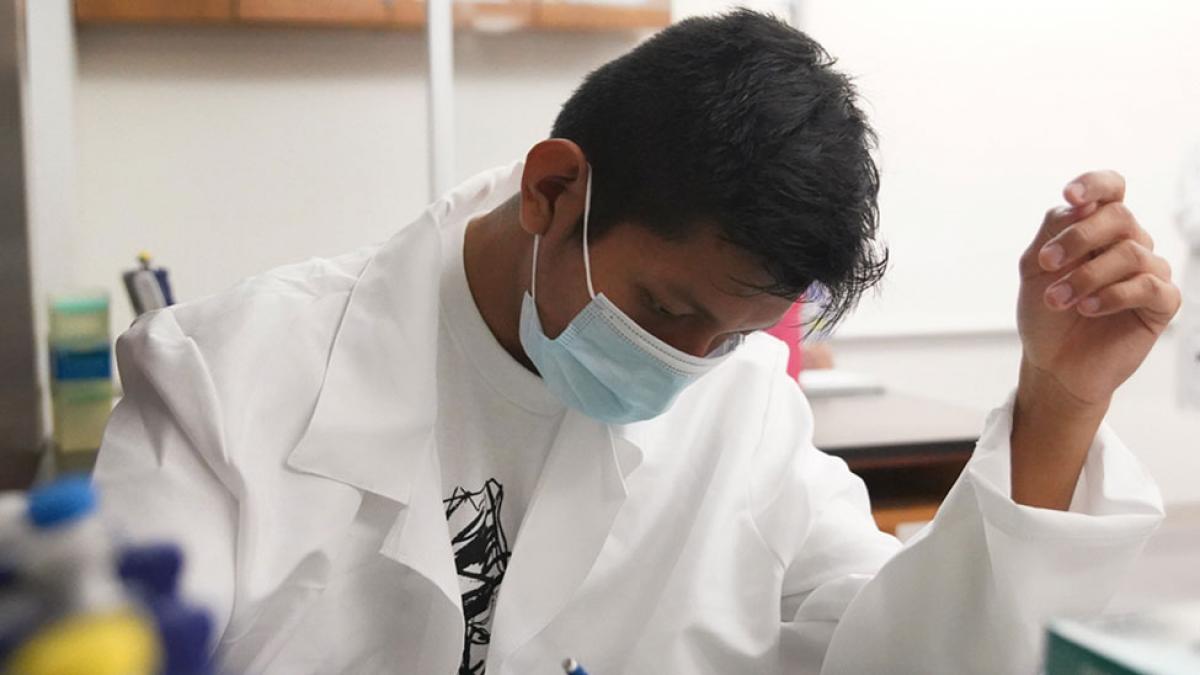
518, 168, 741, 424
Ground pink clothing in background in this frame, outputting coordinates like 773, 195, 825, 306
764, 302, 804, 380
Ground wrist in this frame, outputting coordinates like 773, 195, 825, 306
1016, 357, 1110, 426
1010, 356, 1109, 510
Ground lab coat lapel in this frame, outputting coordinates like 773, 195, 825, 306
283, 160, 546, 671
285, 213, 442, 504
286, 159, 526, 504
283, 213, 465, 667
488, 410, 644, 671
377, 442, 466, 673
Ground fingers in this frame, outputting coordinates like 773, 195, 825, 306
1036, 201, 1152, 274
1025, 170, 1129, 266
1043, 239, 1171, 311
1071, 273, 1182, 325
1022, 204, 1097, 275
1063, 170, 1126, 207
1026, 170, 1181, 327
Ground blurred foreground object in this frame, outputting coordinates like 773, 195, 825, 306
763, 294, 837, 382
764, 301, 806, 379
1047, 604, 1200, 674
0, 476, 213, 675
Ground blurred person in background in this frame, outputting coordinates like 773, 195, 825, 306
1177, 144, 1200, 410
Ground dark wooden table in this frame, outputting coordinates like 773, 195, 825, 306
808, 391, 987, 534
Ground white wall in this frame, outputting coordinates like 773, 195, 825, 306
69, 2, 1199, 503
803, 0, 1200, 504
73, 1, 1200, 336
803, 0, 1200, 337
75, 25, 641, 333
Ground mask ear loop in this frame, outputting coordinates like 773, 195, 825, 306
581, 166, 597, 300
530, 235, 540, 301
530, 164, 595, 303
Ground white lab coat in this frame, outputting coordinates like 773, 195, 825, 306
94, 162, 1164, 675
1177, 144, 1200, 409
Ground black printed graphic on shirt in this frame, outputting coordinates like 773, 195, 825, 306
444, 479, 511, 675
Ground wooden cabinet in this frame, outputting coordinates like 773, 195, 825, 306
75, 0, 233, 23
74, 0, 670, 31
456, 1, 537, 32
237, 0, 416, 28
235, 0, 541, 31
536, 1, 669, 31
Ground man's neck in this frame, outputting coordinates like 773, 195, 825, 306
462, 195, 537, 372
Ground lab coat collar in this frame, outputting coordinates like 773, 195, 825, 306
285, 161, 527, 504
284, 212, 443, 505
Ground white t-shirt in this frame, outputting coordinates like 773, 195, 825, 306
435, 215, 566, 675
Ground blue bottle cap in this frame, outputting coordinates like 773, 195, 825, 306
119, 543, 183, 598
149, 596, 214, 675
27, 475, 96, 529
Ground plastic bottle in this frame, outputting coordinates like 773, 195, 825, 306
1, 477, 161, 675
48, 292, 114, 473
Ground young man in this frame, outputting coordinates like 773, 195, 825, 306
95, 11, 1179, 675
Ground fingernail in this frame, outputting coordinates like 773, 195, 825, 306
1079, 296, 1101, 314
1040, 243, 1065, 270
1066, 182, 1086, 201
1047, 282, 1073, 306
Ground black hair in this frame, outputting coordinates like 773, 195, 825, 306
551, 9, 887, 332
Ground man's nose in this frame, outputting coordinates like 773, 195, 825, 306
669, 331, 732, 358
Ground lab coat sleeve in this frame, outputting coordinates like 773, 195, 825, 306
94, 309, 238, 642
768, 382, 1163, 675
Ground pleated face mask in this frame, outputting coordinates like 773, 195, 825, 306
518, 168, 742, 424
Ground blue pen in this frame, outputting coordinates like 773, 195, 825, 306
562, 657, 589, 675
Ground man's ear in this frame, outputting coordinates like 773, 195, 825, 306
519, 139, 589, 237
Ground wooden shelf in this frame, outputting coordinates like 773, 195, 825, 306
75, 0, 233, 23
237, 0, 398, 26
75, 0, 669, 32
234, 1, 540, 31
457, 2, 537, 32
535, 2, 669, 31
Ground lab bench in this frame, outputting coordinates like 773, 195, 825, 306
809, 391, 986, 535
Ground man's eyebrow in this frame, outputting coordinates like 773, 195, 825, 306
672, 277, 787, 333
662, 280, 718, 322
670, 279, 775, 331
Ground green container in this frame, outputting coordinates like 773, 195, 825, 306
52, 379, 113, 455
49, 292, 110, 350
48, 291, 114, 466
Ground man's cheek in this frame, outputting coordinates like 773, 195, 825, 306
539, 290, 588, 339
